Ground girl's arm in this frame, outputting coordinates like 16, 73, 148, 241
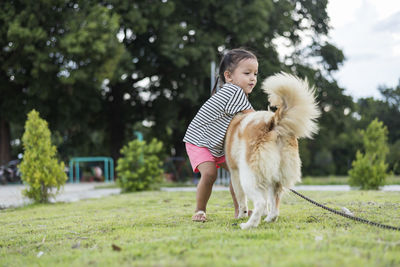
241, 109, 255, 114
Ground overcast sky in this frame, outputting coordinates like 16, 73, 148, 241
327, 0, 400, 99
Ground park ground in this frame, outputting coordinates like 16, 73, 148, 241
1, 187, 400, 266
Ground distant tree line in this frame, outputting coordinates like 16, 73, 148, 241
0, 0, 399, 175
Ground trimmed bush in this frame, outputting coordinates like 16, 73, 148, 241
117, 138, 164, 192
348, 119, 389, 189
20, 110, 67, 203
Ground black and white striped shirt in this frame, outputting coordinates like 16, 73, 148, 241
183, 83, 253, 157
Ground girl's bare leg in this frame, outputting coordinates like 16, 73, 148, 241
192, 161, 217, 221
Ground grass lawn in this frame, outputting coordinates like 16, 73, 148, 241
1, 190, 400, 266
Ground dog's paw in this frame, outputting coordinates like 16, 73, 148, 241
240, 221, 260, 229
240, 222, 251, 230
237, 210, 249, 219
264, 214, 278, 223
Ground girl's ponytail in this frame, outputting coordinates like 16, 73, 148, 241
211, 76, 220, 95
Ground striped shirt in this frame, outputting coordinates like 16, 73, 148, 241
183, 83, 253, 157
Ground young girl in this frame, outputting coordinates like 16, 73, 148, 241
183, 48, 258, 222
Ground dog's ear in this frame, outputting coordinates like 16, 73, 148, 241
265, 117, 275, 132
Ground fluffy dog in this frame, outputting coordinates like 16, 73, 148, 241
225, 72, 320, 229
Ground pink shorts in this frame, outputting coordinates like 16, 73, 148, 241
185, 143, 225, 173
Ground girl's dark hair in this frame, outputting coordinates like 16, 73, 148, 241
211, 48, 257, 95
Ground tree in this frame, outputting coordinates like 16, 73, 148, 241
104, 0, 348, 164
0, 1, 121, 163
377, 82, 400, 142
265, 1, 353, 175
349, 119, 389, 190
356, 81, 400, 174
357, 97, 399, 143
1, 0, 355, 178
104, 0, 279, 158
20, 110, 67, 203
388, 140, 400, 175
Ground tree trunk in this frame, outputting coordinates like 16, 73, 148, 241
0, 118, 12, 165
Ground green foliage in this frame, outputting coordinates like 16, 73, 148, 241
105, 0, 341, 159
117, 138, 165, 192
357, 96, 400, 143
2, 0, 399, 178
317, 42, 345, 72
349, 119, 389, 189
388, 140, 400, 174
313, 148, 336, 175
0, 1, 122, 163
19, 110, 67, 203
355, 82, 400, 175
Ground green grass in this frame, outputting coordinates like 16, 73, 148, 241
1, 190, 400, 266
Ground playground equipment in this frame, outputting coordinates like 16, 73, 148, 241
69, 157, 114, 183
134, 131, 143, 141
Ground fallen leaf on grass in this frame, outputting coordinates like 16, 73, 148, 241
112, 244, 121, 251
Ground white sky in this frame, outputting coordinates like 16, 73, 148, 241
327, 0, 400, 99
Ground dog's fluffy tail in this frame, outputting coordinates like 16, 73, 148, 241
262, 72, 320, 138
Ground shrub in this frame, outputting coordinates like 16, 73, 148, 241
19, 110, 67, 203
348, 119, 389, 189
117, 138, 164, 192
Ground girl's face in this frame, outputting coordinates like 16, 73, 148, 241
224, 58, 258, 95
